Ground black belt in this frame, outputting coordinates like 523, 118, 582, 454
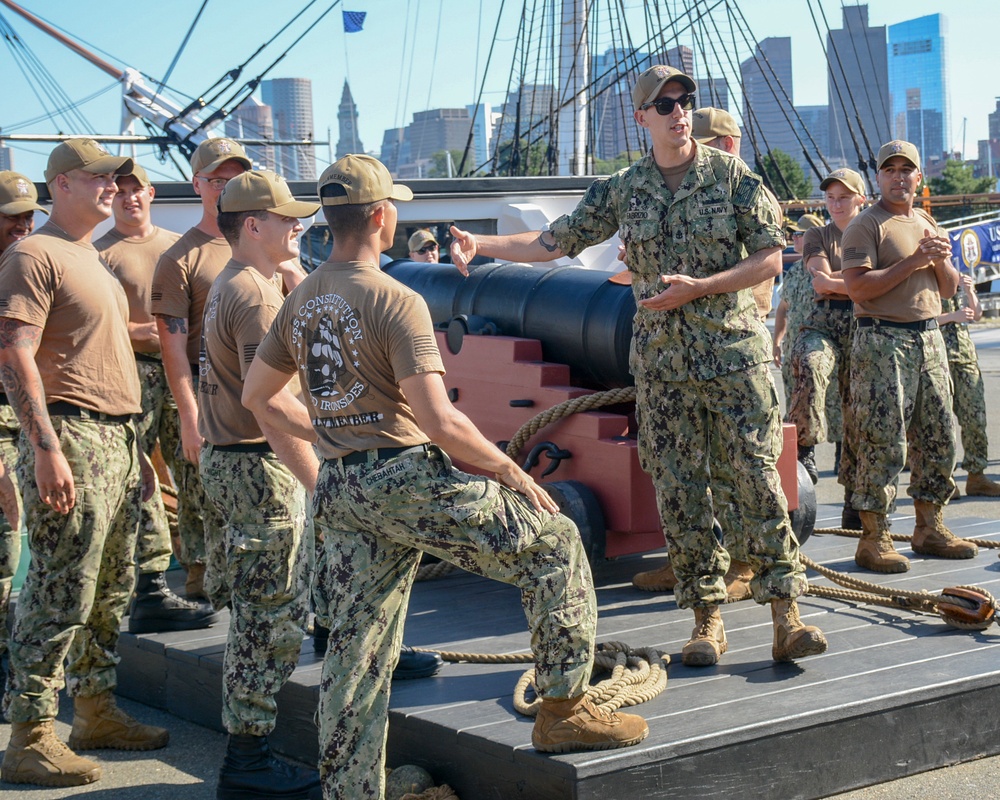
210, 441, 273, 454
134, 352, 161, 364
817, 298, 853, 310
856, 317, 938, 332
47, 401, 133, 424
339, 444, 429, 466
191, 363, 201, 378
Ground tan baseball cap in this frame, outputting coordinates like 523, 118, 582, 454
190, 137, 252, 176
44, 138, 133, 183
118, 163, 152, 188
788, 213, 825, 232
318, 154, 413, 206
218, 170, 320, 218
632, 65, 697, 110
876, 140, 921, 171
819, 167, 865, 196
0, 171, 46, 216
407, 229, 437, 251
691, 107, 741, 143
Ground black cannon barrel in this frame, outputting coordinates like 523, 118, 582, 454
384, 260, 636, 389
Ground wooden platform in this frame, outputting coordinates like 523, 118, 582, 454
116, 503, 1000, 799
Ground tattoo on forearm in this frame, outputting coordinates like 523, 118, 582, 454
0, 364, 58, 451
538, 230, 558, 253
163, 316, 188, 335
0, 319, 41, 350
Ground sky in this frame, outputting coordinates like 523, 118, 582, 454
1, 0, 998, 183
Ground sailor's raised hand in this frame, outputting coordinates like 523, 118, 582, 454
449, 225, 476, 277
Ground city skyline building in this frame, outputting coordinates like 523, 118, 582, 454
224, 98, 276, 172
826, 4, 892, 168
0, 144, 12, 171
888, 14, 949, 166
336, 80, 363, 158
262, 77, 317, 181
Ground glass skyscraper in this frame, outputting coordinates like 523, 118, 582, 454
888, 14, 949, 163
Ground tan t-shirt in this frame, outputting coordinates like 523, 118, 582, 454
802, 222, 850, 301
255, 260, 444, 460
96, 226, 181, 352
198, 261, 284, 445
151, 227, 231, 364
841, 204, 944, 323
0, 222, 141, 415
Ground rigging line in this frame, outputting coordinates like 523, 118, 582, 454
841, 2, 888, 144
815, 0, 876, 167
0, 16, 94, 134
458, 0, 508, 175
841, 0, 891, 135
4, 81, 118, 133
150, 0, 209, 109
607, 0, 639, 161
424, 0, 444, 113
401, 0, 422, 146
525, 0, 545, 173
718, 3, 795, 199
727, 0, 830, 182
184, 0, 343, 145
806, 0, 873, 185
392, 0, 413, 132
139, 118, 192, 180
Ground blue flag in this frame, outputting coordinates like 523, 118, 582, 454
343, 11, 366, 33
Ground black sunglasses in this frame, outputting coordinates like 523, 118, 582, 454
641, 92, 696, 116
417, 243, 438, 254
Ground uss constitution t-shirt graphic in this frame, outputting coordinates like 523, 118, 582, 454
256, 260, 444, 460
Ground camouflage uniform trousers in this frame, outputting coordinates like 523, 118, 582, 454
134, 358, 179, 574
313, 445, 595, 800
199, 445, 311, 736
942, 323, 990, 474
3, 416, 140, 722
175, 374, 229, 609
0, 403, 22, 664
848, 325, 956, 514
635, 361, 808, 609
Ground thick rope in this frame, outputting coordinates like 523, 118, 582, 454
814, 525, 1000, 549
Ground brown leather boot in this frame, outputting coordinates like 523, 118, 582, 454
0, 720, 102, 787
631, 559, 677, 592
771, 598, 828, 662
912, 500, 978, 559
966, 473, 1000, 497
185, 563, 208, 601
724, 560, 754, 603
531, 695, 649, 753
68, 692, 169, 751
681, 606, 727, 666
855, 511, 910, 573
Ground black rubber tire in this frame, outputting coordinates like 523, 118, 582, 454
790, 460, 817, 546
543, 480, 607, 564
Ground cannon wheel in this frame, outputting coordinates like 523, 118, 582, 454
544, 480, 606, 565
790, 460, 816, 546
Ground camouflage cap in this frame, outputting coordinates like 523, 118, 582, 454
190, 137, 252, 176
819, 167, 865, 196
691, 107, 741, 143
0, 171, 46, 216
219, 170, 320, 218
876, 140, 921, 171
44, 138, 133, 183
632, 65, 697, 110
407, 229, 437, 251
318, 154, 413, 206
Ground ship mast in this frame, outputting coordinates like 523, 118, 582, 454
557, 0, 588, 176
0, 0, 218, 160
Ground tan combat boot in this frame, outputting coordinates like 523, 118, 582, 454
185, 562, 208, 601
631, 559, 677, 592
855, 511, 910, 573
966, 473, 1000, 497
68, 692, 170, 751
531, 695, 649, 753
681, 606, 727, 666
912, 499, 978, 559
771, 598, 828, 662
0, 720, 102, 787
724, 560, 754, 603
